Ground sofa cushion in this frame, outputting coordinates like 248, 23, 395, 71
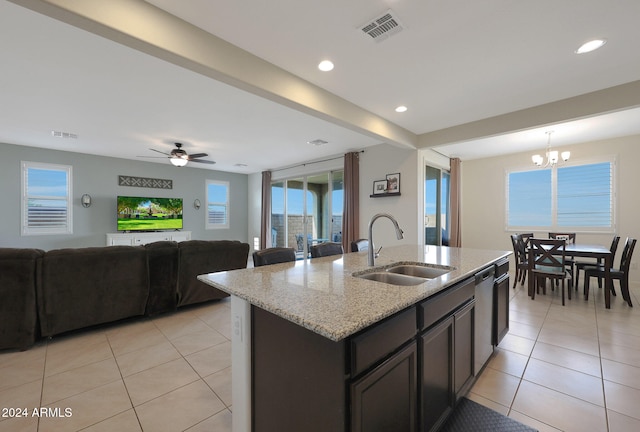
145, 241, 179, 315
0, 248, 43, 350
38, 246, 149, 337
177, 240, 249, 306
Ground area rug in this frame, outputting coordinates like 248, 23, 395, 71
439, 398, 538, 432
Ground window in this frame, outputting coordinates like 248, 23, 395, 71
206, 180, 229, 229
22, 161, 72, 235
507, 158, 614, 232
270, 169, 343, 256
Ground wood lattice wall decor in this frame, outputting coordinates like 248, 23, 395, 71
118, 175, 173, 189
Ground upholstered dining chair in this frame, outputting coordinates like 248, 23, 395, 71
310, 242, 344, 258
510, 234, 529, 289
574, 235, 620, 290
584, 237, 636, 306
529, 238, 573, 306
350, 239, 369, 252
253, 247, 296, 267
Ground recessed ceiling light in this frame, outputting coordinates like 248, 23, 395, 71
395, 106, 408, 113
318, 60, 334, 72
234, 163, 248, 167
575, 39, 606, 54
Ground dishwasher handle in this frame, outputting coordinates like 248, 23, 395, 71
475, 266, 494, 284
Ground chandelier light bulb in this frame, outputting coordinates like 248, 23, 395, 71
531, 131, 570, 167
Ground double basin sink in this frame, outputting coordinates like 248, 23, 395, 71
354, 263, 454, 286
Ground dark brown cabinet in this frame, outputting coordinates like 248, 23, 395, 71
454, 301, 475, 397
493, 272, 510, 345
420, 316, 454, 432
419, 277, 475, 432
250, 271, 492, 432
351, 341, 418, 432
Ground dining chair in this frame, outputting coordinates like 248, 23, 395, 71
574, 235, 620, 290
549, 232, 577, 286
529, 238, 573, 306
510, 234, 529, 289
310, 242, 344, 258
584, 237, 636, 306
253, 247, 296, 267
350, 239, 369, 252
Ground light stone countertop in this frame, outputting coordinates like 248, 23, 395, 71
198, 245, 511, 341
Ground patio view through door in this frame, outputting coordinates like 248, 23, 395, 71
425, 165, 450, 246
271, 170, 343, 258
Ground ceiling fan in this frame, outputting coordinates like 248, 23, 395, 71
143, 143, 216, 167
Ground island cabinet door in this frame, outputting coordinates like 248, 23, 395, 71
419, 316, 454, 432
493, 273, 510, 345
453, 300, 475, 399
350, 341, 418, 432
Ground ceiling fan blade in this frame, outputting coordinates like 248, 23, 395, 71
187, 153, 208, 159
191, 159, 216, 164
149, 148, 171, 156
137, 155, 169, 159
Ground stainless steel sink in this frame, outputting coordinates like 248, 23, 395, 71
386, 265, 451, 279
356, 272, 427, 286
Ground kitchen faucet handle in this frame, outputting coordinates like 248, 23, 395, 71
375, 246, 382, 258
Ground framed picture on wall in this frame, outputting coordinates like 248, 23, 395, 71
386, 173, 400, 193
373, 180, 387, 195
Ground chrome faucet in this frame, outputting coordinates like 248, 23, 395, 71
367, 213, 404, 266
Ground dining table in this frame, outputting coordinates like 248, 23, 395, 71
528, 243, 613, 308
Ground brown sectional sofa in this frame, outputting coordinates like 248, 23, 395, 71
0, 240, 249, 351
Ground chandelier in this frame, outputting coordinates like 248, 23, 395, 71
532, 131, 570, 167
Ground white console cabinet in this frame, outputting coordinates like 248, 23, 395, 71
106, 231, 191, 246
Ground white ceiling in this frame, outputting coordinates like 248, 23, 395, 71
2, 0, 640, 173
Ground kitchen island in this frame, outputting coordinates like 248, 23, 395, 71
198, 245, 511, 432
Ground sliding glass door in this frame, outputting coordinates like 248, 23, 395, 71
271, 170, 343, 258
425, 165, 450, 246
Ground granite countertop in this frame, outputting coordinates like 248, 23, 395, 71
198, 245, 511, 342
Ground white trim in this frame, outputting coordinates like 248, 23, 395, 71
505, 154, 616, 233
21, 161, 73, 236
206, 179, 230, 229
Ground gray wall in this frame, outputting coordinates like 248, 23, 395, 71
0, 142, 248, 250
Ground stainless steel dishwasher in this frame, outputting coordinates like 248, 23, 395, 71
474, 265, 495, 375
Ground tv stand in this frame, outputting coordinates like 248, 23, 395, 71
106, 231, 191, 246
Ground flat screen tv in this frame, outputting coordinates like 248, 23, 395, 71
117, 196, 183, 232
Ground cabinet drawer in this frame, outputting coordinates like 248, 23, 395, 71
350, 307, 416, 376
419, 277, 474, 330
494, 258, 509, 278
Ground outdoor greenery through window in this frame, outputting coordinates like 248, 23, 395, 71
22, 161, 72, 235
206, 180, 229, 229
507, 159, 614, 232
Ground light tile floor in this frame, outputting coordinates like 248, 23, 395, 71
0, 300, 233, 432
469, 275, 640, 432
1, 274, 640, 431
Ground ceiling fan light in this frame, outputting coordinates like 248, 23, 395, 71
170, 157, 188, 167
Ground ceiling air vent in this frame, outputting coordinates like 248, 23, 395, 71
308, 139, 328, 146
359, 9, 404, 42
51, 130, 78, 139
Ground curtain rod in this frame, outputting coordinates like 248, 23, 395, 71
270, 149, 365, 173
